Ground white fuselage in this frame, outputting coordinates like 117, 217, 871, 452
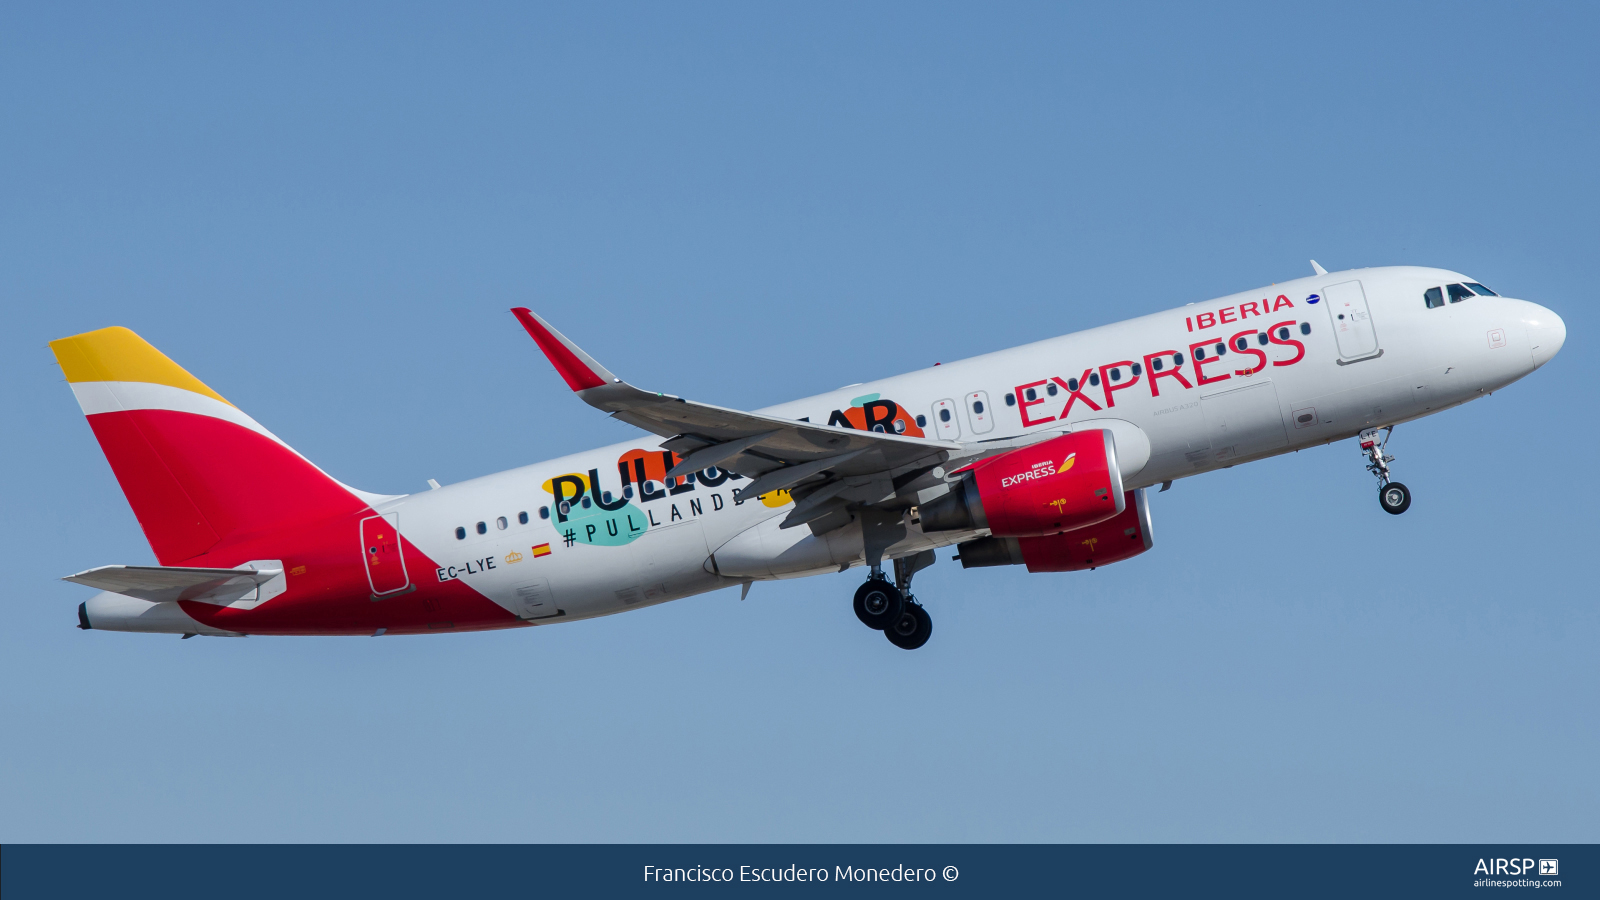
384, 266, 1563, 624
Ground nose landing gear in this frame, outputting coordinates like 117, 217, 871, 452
1379, 482, 1412, 515
1361, 427, 1411, 515
852, 549, 935, 649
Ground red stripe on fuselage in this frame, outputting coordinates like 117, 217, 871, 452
177, 512, 522, 635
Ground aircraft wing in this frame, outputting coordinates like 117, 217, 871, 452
512, 308, 969, 529
63, 564, 283, 604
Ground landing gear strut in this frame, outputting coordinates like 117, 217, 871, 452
1361, 427, 1411, 515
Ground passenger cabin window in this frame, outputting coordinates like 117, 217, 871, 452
915, 414, 927, 428
1174, 352, 1184, 365
1277, 327, 1290, 340
1257, 332, 1269, 345
1024, 388, 1036, 401
1131, 363, 1142, 376
1046, 382, 1058, 396
893, 418, 907, 433
1447, 283, 1473, 303
1215, 343, 1227, 356
476, 521, 487, 535
1068, 377, 1079, 391
455, 526, 466, 540
939, 408, 951, 422
971, 399, 985, 414
1151, 357, 1163, 371
1005, 392, 1017, 406
1109, 368, 1121, 382
1300, 322, 1311, 335
496, 516, 508, 530
1088, 373, 1100, 386
1424, 287, 1445, 309
539, 506, 550, 519
1194, 347, 1205, 360
1465, 282, 1498, 296
1235, 337, 1248, 351
518, 511, 529, 524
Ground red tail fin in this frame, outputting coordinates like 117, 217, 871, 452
50, 327, 378, 564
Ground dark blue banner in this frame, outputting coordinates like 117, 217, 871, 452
2, 844, 1592, 898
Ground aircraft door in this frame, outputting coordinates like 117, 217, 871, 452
1323, 280, 1380, 360
931, 399, 962, 439
361, 513, 411, 596
964, 391, 995, 434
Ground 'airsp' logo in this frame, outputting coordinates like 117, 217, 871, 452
1001, 453, 1076, 488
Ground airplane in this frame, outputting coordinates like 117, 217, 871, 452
52, 263, 1565, 649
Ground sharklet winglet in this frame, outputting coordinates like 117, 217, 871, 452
510, 308, 618, 392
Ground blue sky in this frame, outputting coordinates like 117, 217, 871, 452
2, 2, 1595, 841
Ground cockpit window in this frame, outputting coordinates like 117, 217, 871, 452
1424, 287, 1444, 309
1465, 282, 1498, 297
1447, 283, 1473, 303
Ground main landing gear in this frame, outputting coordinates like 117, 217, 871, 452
1361, 426, 1411, 515
852, 550, 935, 650
852, 578, 903, 629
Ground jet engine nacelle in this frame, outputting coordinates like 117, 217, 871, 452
955, 488, 1153, 572
919, 430, 1125, 538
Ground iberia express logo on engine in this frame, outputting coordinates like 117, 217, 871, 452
1001, 453, 1075, 489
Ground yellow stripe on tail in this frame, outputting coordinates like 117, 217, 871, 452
49, 326, 233, 406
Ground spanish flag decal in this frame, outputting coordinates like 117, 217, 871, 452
531, 543, 552, 558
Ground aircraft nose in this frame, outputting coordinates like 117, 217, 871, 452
1527, 304, 1566, 368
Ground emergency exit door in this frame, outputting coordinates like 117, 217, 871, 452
964, 391, 995, 434
361, 513, 411, 596
930, 399, 961, 439
1323, 280, 1380, 360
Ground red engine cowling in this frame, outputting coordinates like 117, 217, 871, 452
956, 488, 1153, 572
919, 430, 1125, 538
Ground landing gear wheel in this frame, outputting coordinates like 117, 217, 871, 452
853, 579, 904, 630
885, 602, 932, 650
1379, 482, 1411, 515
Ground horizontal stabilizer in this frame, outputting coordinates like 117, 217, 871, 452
64, 564, 283, 605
